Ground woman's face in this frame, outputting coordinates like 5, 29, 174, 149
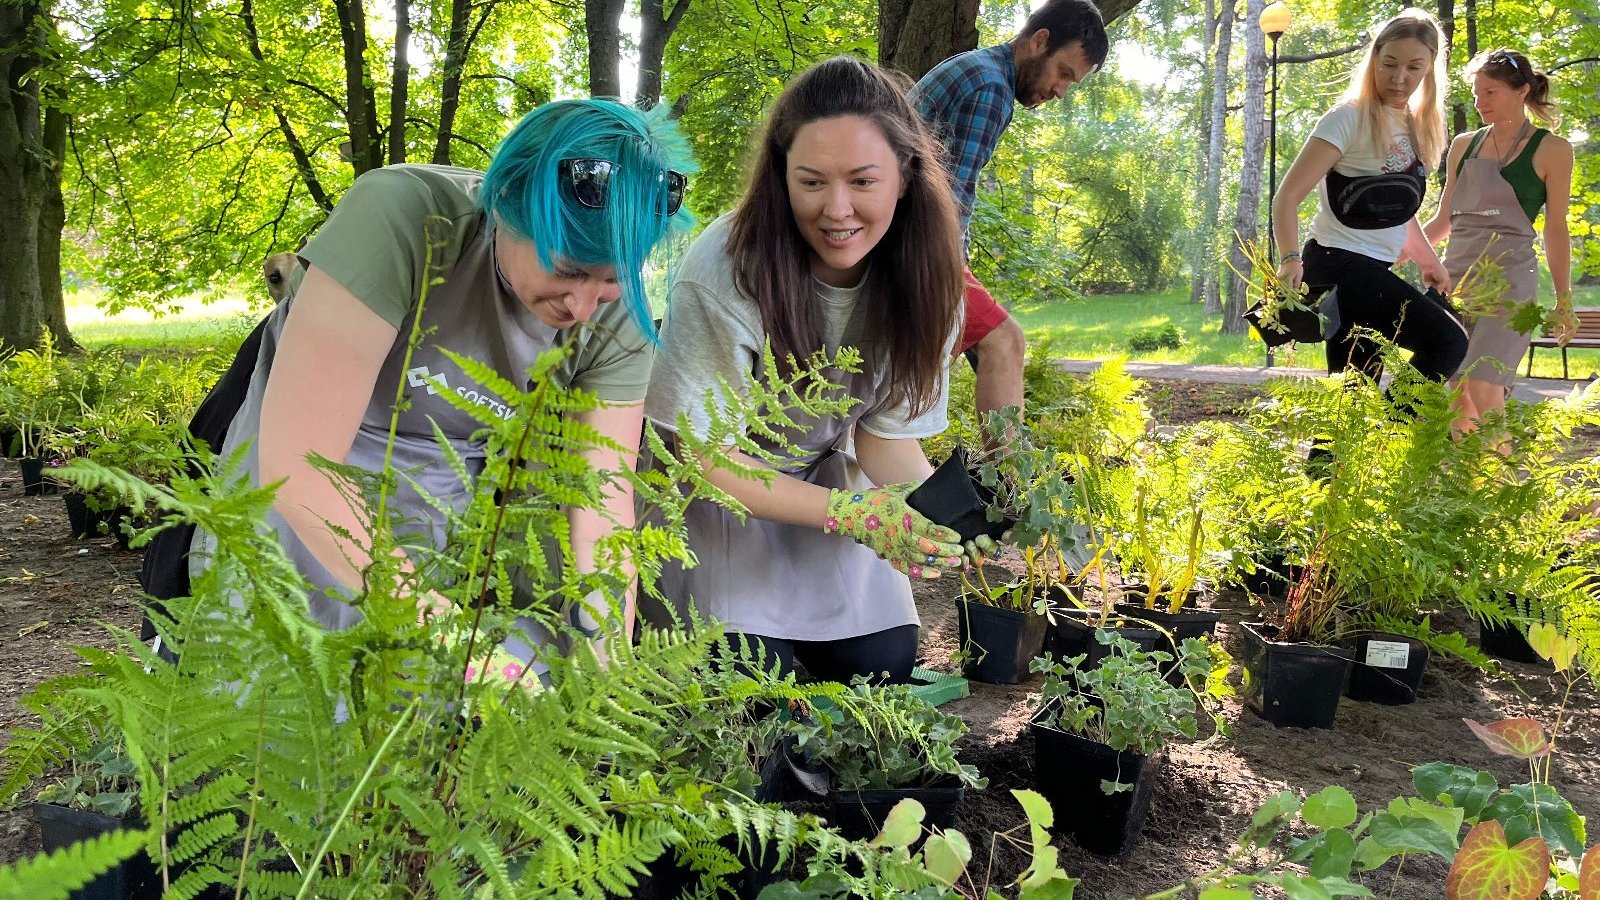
1472, 71, 1528, 124
785, 115, 905, 288
494, 228, 621, 329
1374, 37, 1434, 109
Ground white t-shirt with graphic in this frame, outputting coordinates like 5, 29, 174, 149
1307, 103, 1419, 263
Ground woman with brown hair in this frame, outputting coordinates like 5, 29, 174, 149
1272, 8, 1467, 386
643, 55, 967, 684
1425, 49, 1577, 431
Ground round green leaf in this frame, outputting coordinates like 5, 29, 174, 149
869, 798, 925, 849
1303, 786, 1358, 830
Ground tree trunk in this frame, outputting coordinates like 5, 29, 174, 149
1464, 0, 1477, 58
332, 0, 382, 175
0, 0, 72, 352
585, 0, 625, 99
1188, 0, 1217, 304
879, 0, 1146, 82
636, 0, 691, 109
1438, 0, 1469, 139
432, 0, 473, 164
1202, 2, 1234, 315
389, 0, 411, 164
879, 0, 981, 81
1222, 0, 1266, 335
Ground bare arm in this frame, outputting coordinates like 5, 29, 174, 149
973, 317, 1026, 423
567, 402, 645, 640
1540, 136, 1575, 298
703, 448, 832, 529
853, 427, 935, 486
257, 264, 399, 592
1272, 137, 1342, 290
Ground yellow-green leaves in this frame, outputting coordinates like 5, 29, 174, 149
1445, 821, 1551, 900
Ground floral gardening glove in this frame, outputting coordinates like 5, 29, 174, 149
963, 531, 1016, 566
441, 629, 537, 691
824, 484, 965, 580
1553, 291, 1579, 347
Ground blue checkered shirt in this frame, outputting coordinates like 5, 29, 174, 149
909, 44, 1018, 241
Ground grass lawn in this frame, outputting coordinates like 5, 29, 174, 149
65, 287, 261, 355
1012, 283, 1600, 381
63, 280, 1600, 381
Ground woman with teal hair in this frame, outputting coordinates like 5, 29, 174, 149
185, 99, 693, 683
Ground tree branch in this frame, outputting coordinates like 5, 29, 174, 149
1548, 56, 1600, 73
1279, 38, 1367, 65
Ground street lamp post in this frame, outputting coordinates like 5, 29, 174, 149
1258, 1, 1292, 368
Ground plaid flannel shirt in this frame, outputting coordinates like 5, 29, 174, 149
909, 44, 1018, 243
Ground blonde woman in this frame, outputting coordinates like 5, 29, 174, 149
1272, 8, 1466, 385
1425, 49, 1577, 429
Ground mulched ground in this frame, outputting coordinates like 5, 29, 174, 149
2, 376, 1596, 898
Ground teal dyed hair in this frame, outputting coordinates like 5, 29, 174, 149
481, 99, 695, 341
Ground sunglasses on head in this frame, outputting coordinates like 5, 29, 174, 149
1490, 50, 1521, 72
559, 158, 687, 216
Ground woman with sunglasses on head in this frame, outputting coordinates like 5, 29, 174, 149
186, 100, 692, 684
1424, 49, 1577, 432
1272, 8, 1467, 388
642, 56, 967, 685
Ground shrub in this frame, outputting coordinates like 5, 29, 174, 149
1125, 323, 1185, 353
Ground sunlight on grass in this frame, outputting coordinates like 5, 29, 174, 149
66, 287, 261, 354
1014, 285, 1600, 380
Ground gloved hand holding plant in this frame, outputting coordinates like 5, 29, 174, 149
825, 484, 965, 580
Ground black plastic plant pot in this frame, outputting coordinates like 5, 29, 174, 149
956, 594, 1048, 684
32, 802, 157, 900
1477, 618, 1546, 665
1046, 610, 1163, 672
1028, 699, 1160, 856
1111, 600, 1222, 644
20, 458, 61, 496
0, 428, 19, 458
906, 446, 1015, 544
64, 492, 108, 540
826, 777, 965, 842
1343, 631, 1429, 705
1242, 552, 1304, 598
103, 506, 137, 550
1239, 622, 1350, 729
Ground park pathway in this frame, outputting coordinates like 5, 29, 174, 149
1054, 359, 1594, 405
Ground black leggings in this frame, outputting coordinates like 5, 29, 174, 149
722, 625, 920, 685
1303, 240, 1468, 382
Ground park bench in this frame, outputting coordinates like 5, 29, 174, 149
1524, 306, 1600, 379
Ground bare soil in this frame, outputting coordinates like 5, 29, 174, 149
2, 378, 1596, 898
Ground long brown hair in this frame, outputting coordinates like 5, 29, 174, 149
1467, 49, 1561, 127
1342, 8, 1447, 168
728, 55, 964, 417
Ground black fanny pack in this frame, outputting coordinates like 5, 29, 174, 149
1325, 159, 1426, 230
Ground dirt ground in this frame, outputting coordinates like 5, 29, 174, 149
1, 377, 1596, 898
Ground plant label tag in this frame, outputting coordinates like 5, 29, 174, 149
1364, 640, 1410, 669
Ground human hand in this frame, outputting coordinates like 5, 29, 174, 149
1420, 259, 1452, 294
1276, 259, 1304, 292
1553, 292, 1578, 347
825, 484, 965, 580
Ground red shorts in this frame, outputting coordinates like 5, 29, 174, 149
958, 269, 1009, 355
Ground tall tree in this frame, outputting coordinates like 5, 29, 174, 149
0, 0, 70, 351
1200, 1, 1234, 315
880, 0, 1148, 82
585, 0, 625, 98
1222, 0, 1266, 335
636, 0, 692, 107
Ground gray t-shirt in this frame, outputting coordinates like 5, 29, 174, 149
645, 215, 953, 440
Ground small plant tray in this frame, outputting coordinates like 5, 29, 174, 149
908, 667, 970, 707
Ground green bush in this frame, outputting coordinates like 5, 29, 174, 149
1125, 323, 1185, 353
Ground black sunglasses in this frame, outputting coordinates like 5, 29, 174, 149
559, 158, 687, 216
1490, 50, 1521, 72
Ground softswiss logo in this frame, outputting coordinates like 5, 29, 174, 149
405, 364, 513, 420
407, 365, 449, 395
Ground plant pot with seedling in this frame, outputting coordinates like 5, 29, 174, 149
787, 681, 986, 843
925, 408, 1079, 684
1028, 631, 1230, 856
30, 737, 156, 900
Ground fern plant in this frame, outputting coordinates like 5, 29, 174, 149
0, 336, 901, 898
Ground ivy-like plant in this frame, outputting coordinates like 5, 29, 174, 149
786, 682, 987, 793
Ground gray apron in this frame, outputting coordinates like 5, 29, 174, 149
191, 217, 566, 665
1445, 126, 1542, 387
651, 350, 920, 643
